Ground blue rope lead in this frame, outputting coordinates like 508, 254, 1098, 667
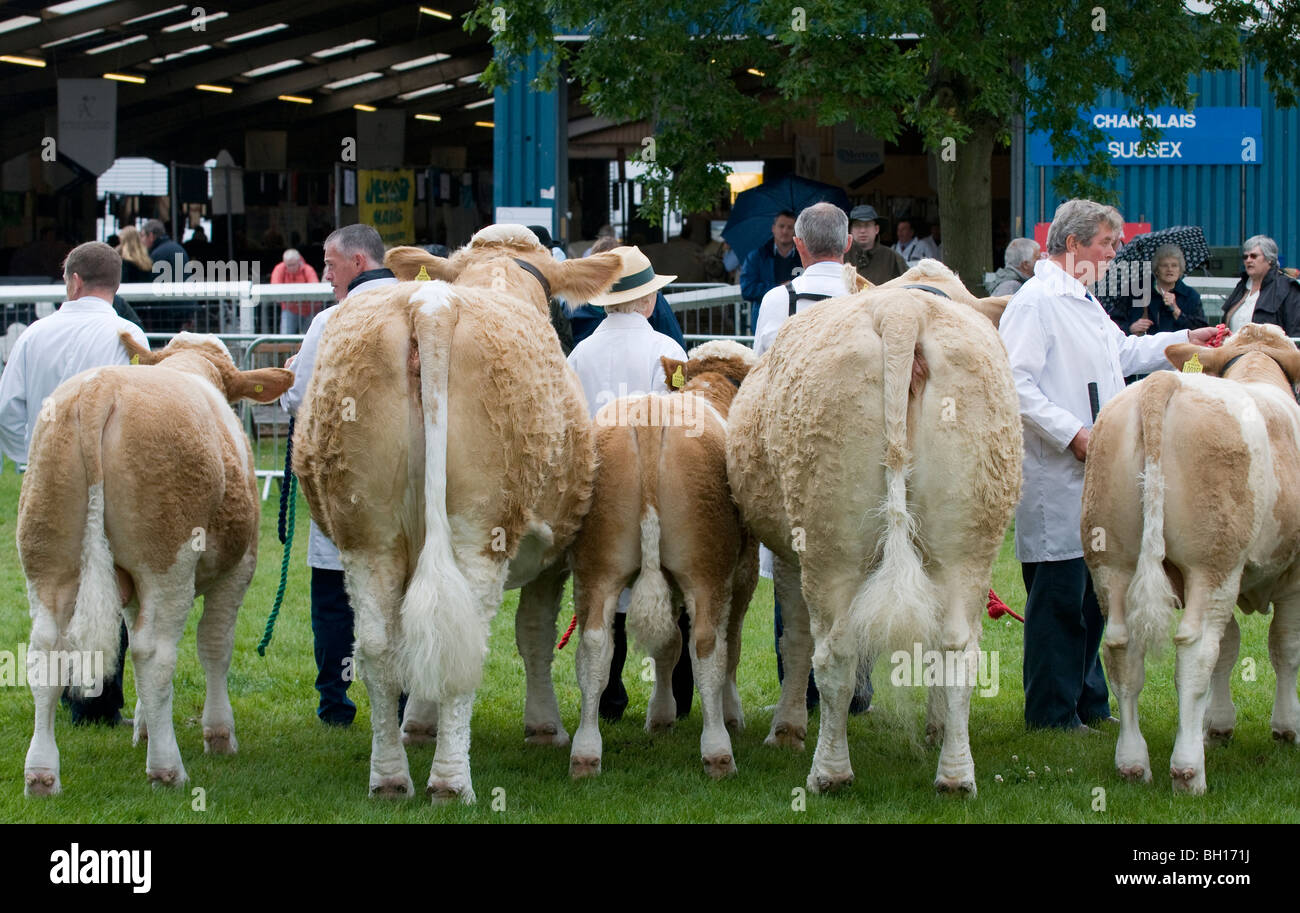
259, 419, 296, 657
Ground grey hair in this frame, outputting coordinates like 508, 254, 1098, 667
1152, 243, 1185, 273
141, 218, 166, 238
325, 224, 385, 266
794, 202, 849, 260
1243, 235, 1278, 266
283, 248, 303, 263
604, 291, 655, 315
1045, 199, 1122, 255
1005, 237, 1039, 269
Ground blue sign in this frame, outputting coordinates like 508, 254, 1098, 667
1029, 107, 1263, 166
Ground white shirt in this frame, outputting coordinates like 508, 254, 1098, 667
895, 236, 941, 265
753, 260, 852, 357
282, 274, 400, 570
567, 312, 686, 418
999, 259, 1190, 563
0, 296, 148, 466
1228, 285, 1262, 333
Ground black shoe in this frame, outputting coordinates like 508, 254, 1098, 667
319, 713, 354, 727
72, 711, 125, 727
849, 694, 872, 715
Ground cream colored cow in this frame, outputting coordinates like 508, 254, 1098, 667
727, 260, 1022, 795
292, 227, 623, 803
568, 341, 758, 779
20, 333, 292, 795
1083, 323, 1300, 794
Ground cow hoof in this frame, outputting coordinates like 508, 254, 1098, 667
935, 776, 976, 797
524, 723, 569, 747
702, 754, 737, 780
1205, 727, 1234, 746
427, 779, 475, 805
764, 723, 806, 751
1118, 764, 1151, 784
808, 770, 853, 794
369, 776, 415, 799
148, 768, 187, 789
646, 717, 675, 734
24, 769, 60, 797
203, 726, 238, 755
401, 724, 438, 746
1170, 766, 1206, 795
570, 755, 602, 779
1272, 729, 1298, 744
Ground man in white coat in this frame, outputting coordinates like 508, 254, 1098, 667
281, 224, 398, 726
0, 241, 148, 728
999, 199, 1222, 731
567, 245, 686, 721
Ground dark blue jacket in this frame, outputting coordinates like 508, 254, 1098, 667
739, 239, 799, 304
569, 292, 687, 350
1110, 277, 1206, 335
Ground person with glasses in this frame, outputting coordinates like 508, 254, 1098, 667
1224, 236, 1300, 337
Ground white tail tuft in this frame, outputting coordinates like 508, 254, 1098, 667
65, 483, 122, 695
626, 507, 677, 655
400, 286, 489, 701
1125, 460, 1180, 653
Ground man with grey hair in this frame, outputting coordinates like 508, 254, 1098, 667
281, 223, 397, 726
271, 247, 321, 335
986, 238, 1041, 297
999, 199, 1221, 732
1223, 234, 1300, 336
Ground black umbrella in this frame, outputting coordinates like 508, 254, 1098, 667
1098, 225, 1210, 309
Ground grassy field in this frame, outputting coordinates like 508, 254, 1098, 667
2, 462, 1299, 824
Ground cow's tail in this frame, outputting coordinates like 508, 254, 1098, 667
626, 425, 677, 655
400, 284, 488, 701
1126, 372, 1181, 653
64, 382, 123, 694
849, 302, 940, 663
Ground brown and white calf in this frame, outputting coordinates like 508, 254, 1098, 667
1083, 322, 1300, 794
568, 340, 759, 779
20, 333, 292, 795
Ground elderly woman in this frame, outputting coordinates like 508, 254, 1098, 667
1223, 235, 1300, 336
1110, 243, 1206, 336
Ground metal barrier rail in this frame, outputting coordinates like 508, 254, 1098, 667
664, 284, 744, 338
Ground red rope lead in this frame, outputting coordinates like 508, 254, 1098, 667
1208, 323, 1228, 348
556, 613, 579, 649
987, 589, 1024, 624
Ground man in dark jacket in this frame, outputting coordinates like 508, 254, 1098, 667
1223, 235, 1300, 338
739, 210, 798, 333
845, 204, 907, 286
141, 219, 194, 332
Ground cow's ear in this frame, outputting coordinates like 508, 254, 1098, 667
385, 246, 458, 282
1165, 343, 1224, 374
543, 252, 624, 302
120, 332, 161, 365
661, 356, 687, 391
843, 264, 871, 293
226, 367, 294, 403
1270, 341, 1300, 385
970, 295, 1009, 329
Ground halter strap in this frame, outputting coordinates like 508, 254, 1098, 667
512, 258, 552, 299
902, 283, 951, 299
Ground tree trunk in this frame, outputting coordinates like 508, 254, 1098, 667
934, 121, 997, 296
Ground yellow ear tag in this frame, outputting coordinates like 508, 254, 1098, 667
254, 383, 264, 393
1182, 353, 1203, 374
415, 265, 431, 281
671, 365, 685, 388
130, 354, 140, 365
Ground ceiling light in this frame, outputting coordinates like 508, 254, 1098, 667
323, 71, 383, 90
397, 83, 452, 100
415, 113, 441, 122
0, 16, 40, 35
150, 44, 210, 64
463, 98, 493, 109
85, 34, 147, 55
42, 28, 105, 48
390, 52, 449, 71
0, 54, 45, 67
279, 94, 312, 104
242, 58, 302, 78
226, 23, 288, 43
196, 83, 233, 93
163, 11, 227, 32
458, 72, 482, 84
314, 39, 376, 58
354, 103, 377, 112
46, 0, 113, 14
747, 68, 765, 77
104, 72, 146, 84
123, 5, 186, 25
419, 7, 454, 19
474, 121, 494, 128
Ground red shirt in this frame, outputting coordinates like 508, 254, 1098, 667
270, 260, 320, 315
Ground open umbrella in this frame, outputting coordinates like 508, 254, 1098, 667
722, 175, 850, 263
1098, 225, 1210, 310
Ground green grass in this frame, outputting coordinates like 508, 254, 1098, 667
2, 463, 1299, 823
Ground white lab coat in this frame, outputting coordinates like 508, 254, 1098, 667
895, 236, 941, 266
567, 312, 686, 418
281, 275, 399, 570
999, 259, 1190, 563
0, 297, 148, 466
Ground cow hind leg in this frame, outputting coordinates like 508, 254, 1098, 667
571, 583, 621, 778
1268, 596, 1300, 743
804, 572, 861, 794
1204, 614, 1239, 744
931, 573, 985, 797
724, 554, 756, 732
24, 584, 72, 797
516, 561, 570, 746
131, 569, 196, 788
1169, 576, 1236, 795
1098, 569, 1151, 783
766, 559, 810, 752
690, 589, 736, 779
349, 560, 414, 799
401, 697, 440, 745
646, 615, 683, 733
195, 553, 252, 756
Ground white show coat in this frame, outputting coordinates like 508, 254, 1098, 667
754, 260, 853, 577
281, 274, 399, 570
999, 258, 1190, 563
567, 312, 686, 418
0, 296, 148, 466
895, 236, 941, 266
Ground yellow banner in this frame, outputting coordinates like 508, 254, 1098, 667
358, 169, 415, 246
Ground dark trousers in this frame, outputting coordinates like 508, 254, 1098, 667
1022, 558, 1111, 729
311, 567, 356, 725
775, 594, 874, 712
600, 611, 694, 721
63, 622, 128, 724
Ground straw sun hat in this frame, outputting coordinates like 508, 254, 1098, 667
587, 246, 676, 308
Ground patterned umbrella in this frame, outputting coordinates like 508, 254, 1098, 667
1098, 225, 1210, 310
